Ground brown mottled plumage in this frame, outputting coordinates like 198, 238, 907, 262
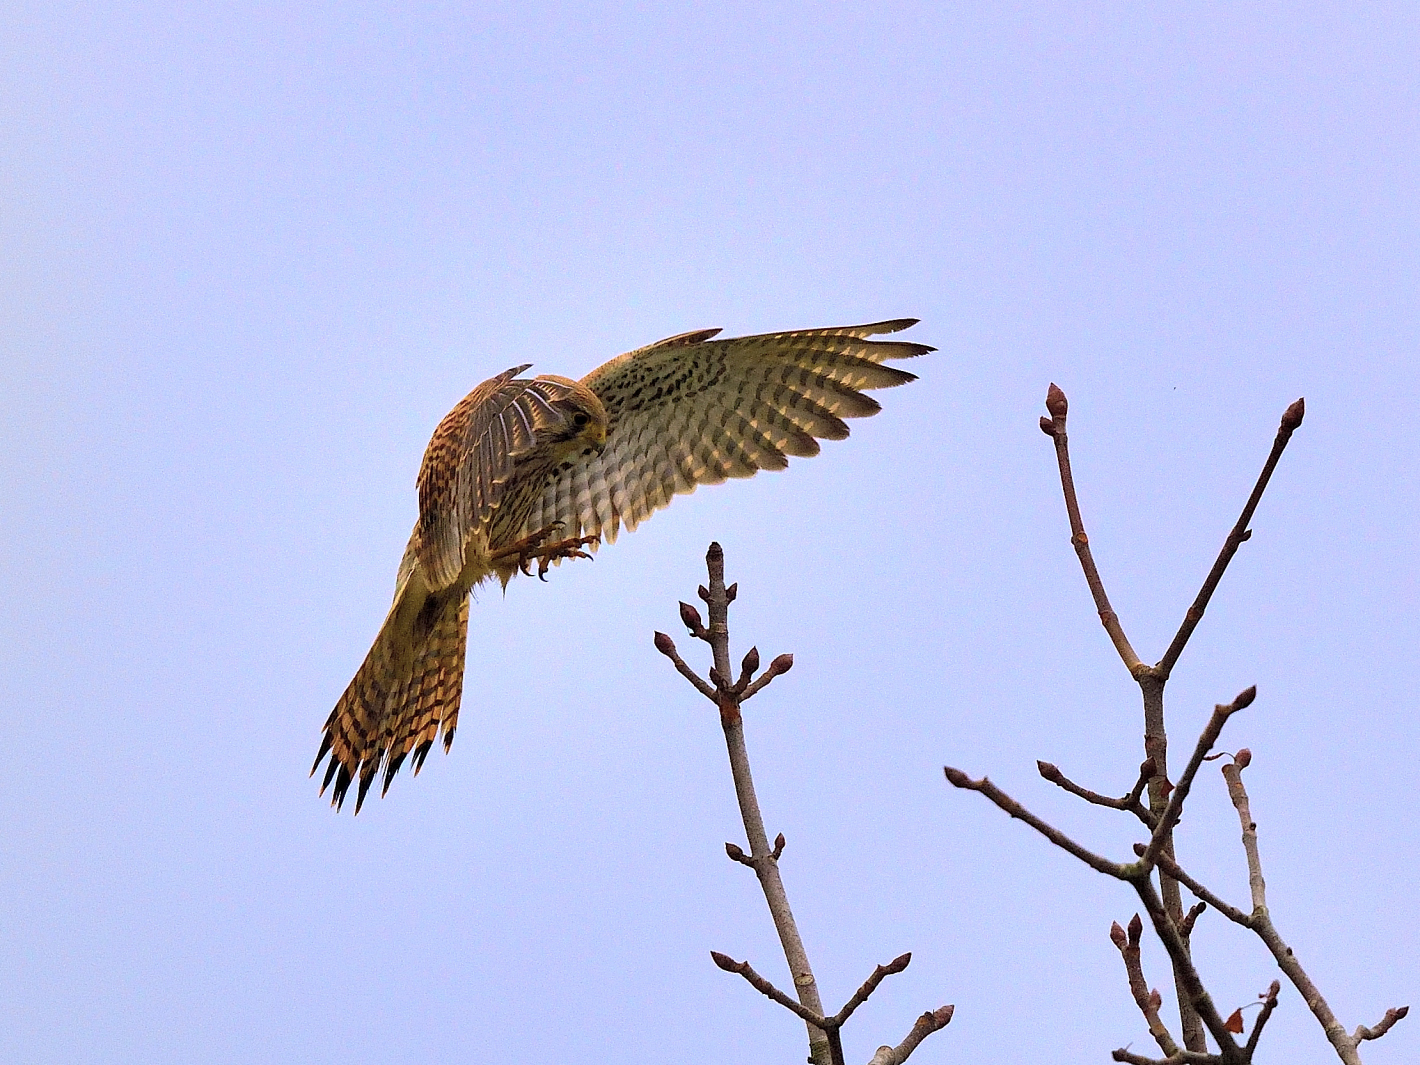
314, 319, 932, 811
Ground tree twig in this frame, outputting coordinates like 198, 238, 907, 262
1038, 758, 1157, 827
1040, 384, 1145, 674
1112, 913, 1180, 1057
1156, 398, 1304, 677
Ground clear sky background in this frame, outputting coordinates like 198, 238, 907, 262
3, 3, 1417, 1063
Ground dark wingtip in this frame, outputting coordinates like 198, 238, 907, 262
442, 724, 457, 753
381, 751, 409, 797
310, 733, 333, 778
412, 739, 435, 775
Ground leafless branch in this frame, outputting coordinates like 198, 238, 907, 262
1157, 398, 1305, 677
1112, 913, 1181, 1057
1221, 755, 1410, 1063
867, 1006, 955, 1065
1039, 383, 1145, 675
668, 544, 951, 1065
1038, 757, 1157, 827
1353, 1006, 1409, 1044
1244, 982, 1281, 1056
944, 767, 1130, 878
1141, 687, 1255, 868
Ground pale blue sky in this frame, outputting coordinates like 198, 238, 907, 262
3, 3, 1416, 1062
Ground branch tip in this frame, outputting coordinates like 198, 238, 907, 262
679, 601, 706, 637
1233, 685, 1257, 711
1110, 920, 1128, 949
943, 766, 972, 788
653, 631, 675, 656
1046, 382, 1068, 418
1281, 397, 1305, 430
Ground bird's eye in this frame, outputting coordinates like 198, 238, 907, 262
572, 412, 590, 428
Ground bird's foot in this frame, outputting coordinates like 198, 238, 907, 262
493, 523, 599, 581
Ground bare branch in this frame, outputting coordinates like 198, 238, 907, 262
1353, 1006, 1409, 1044
945, 767, 1131, 879
1111, 1049, 1226, 1064
1146, 849, 1252, 928
1141, 688, 1255, 868
1112, 913, 1180, 1057
1038, 757, 1157, 827
1157, 398, 1305, 677
741, 653, 793, 701
653, 632, 717, 701
1220, 755, 1267, 912
710, 951, 827, 1029
1244, 981, 1281, 1056
867, 1006, 955, 1065
828, 953, 912, 1028
1040, 383, 1145, 674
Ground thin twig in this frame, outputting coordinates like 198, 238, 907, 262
1156, 399, 1305, 677
1353, 1006, 1409, 1044
710, 951, 827, 1029
1141, 688, 1255, 868
944, 767, 1130, 878
1145, 850, 1251, 928
653, 632, 717, 701
1040, 384, 1145, 674
867, 1007, 956, 1065
1129, 875, 1244, 1061
1111, 1049, 1226, 1065
1222, 753, 1411, 1062
1038, 758, 1157, 827
1244, 982, 1281, 1057
827, 953, 912, 1028
1112, 914, 1180, 1057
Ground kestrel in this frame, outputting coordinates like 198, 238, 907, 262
314, 319, 932, 811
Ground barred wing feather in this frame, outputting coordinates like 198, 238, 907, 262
521, 319, 931, 547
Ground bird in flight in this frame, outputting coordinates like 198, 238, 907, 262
314, 319, 933, 811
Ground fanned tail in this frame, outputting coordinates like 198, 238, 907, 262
312, 595, 469, 813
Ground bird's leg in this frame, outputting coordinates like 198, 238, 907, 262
491, 523, 599, 581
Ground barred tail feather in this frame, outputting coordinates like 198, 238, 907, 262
313, 595, 469, 813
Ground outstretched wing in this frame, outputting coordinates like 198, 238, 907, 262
415, 367, 572, 589
517, 319, 931, 546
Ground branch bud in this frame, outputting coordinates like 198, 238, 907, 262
1109, 921, 1127, 949
1233, 685, 1257, 710
710, 950, 739, 972
885, 952, 912, 974
1234, 748, 1252, 769
1039, 415, 1056, 436
1281, 397, 1305, 430
1046, 382, 1068, 418
772, 832, 785, 859
741, 646, 760, 676
653, 631, 676, 656
1148, 989, 1162, 1011
725, 842, 746, 862
1139, 757, 1156, 779
725, 582, 737, 603
679, 601, 706, 635
1037, 760, 1062, 782
943, 766, 971, 788
708, 666, 726, 691
767, 653, 793, 677
1127, 913, 1143, 945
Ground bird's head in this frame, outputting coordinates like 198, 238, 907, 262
531, 375, 609, 457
